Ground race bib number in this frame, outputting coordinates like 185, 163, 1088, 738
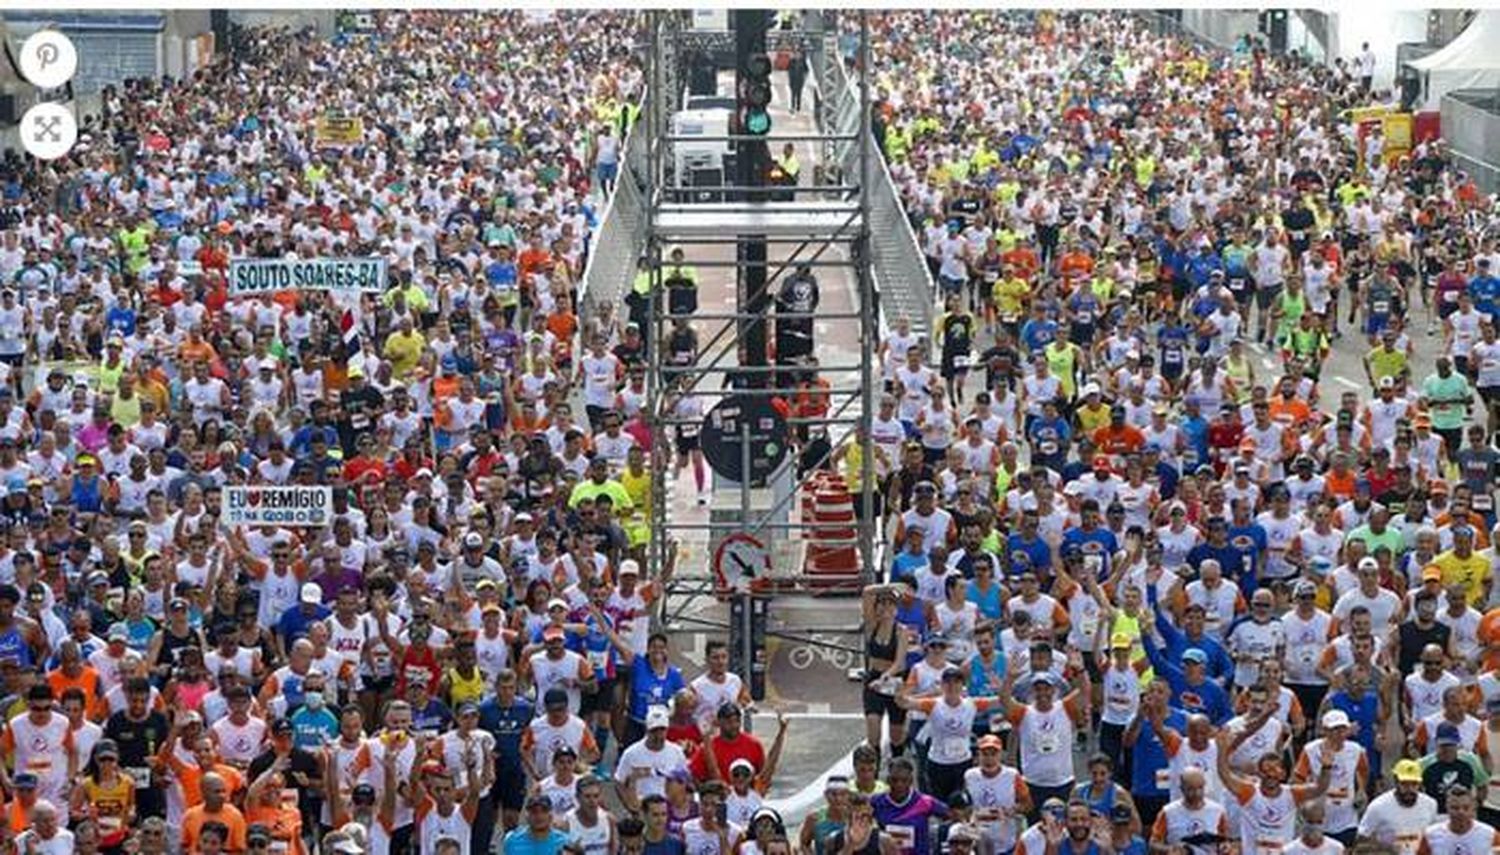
127, 766, 152, 789
1372, 300, 1390, 315
1444, 291, 1459, 303
588, 649, 610, 671
1229, 277, 1247, 292
886, 825, 916, 852
1474, 494, 1495, 512
1164, 349, 1183, 364
954, 355, 971, 369
1156, 768, 1172, 790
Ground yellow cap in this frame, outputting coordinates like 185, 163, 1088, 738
1393, 759, 1423, 783
1110, 633, 1133, 650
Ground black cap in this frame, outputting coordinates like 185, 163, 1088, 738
0, 584, 19, 604
247, 824, 273, 844
543, 688, 568, 709
1110, 804, 1134, 824
716, 702, 742, 720
352, 783, 376, 803
525, 793, 553, 810
271, 717, 293, 735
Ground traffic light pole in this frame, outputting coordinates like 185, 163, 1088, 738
734, 9, 772, 388
731, 11, 771, 727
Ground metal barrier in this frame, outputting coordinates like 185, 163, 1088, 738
824, 42, 937, 340
578, 99, 650, 319
1133, 9, 1242, 54
1443, 91, 1500, 198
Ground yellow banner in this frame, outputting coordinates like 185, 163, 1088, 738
314, 114, 364, 147
1383, 113, 1414, 163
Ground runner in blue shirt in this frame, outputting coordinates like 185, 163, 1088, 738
1225, 499, 1269, 600
1139, 642, 1232, 725
604, 631, 685, 745
1020, 303, 1059, 355
479, 670, 534, 836
1146, 586, 1234, 685
503, 793, 571, 855
1157, 319, 1193, 384
1060, 500, 1119, 580
1468, 258, 1500, 320
1006, 512, 1054, 574
1126, 680, 1187, 823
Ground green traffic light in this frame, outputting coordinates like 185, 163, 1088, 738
745, 110, 771, 135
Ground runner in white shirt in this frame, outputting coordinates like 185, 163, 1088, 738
1282, 800, 1346, 855
1415, 787, 1495, 855
1359, 760, 1438, 855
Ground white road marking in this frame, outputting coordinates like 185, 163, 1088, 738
1333, 376, 1361, 389
761, 717, 884, 820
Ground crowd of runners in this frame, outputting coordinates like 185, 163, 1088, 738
838, 9, 1500, 855
1, 5, 1500, 855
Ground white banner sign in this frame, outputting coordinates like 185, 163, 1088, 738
223, 486, 333, 527
228, 257, 388, 296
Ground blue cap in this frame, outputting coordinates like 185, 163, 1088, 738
1182, 648, 1208, 665
1436, 722, 1462, 745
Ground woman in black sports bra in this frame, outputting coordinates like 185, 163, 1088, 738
861, 583, 910, 756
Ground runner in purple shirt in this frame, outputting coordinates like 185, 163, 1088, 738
870, 757, 950, 854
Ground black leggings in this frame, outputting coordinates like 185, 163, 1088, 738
926, 758, 972, 803
1097, 721, 1131, 783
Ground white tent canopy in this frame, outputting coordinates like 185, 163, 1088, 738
1409, 10, 1500, 109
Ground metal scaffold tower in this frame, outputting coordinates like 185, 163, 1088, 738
638, 11, 879, 663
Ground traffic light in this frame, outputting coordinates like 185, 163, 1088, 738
738, 52, 773, 136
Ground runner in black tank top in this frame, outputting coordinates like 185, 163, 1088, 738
153, 616, 203, 682
862, 585, 911, 756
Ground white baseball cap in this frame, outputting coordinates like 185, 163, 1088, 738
1321, 709, 1351, 730
646, 706, 671, 730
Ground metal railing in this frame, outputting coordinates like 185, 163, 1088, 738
578, 99, 650, 318
1133, 9, 1242, 55
1442, 91, 1500, 198
825, 40, 936, 340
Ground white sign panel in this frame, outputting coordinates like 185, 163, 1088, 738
223, 486, 332, 527
228, 257, 388, 296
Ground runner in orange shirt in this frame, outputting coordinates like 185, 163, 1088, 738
181, 771, 248, 854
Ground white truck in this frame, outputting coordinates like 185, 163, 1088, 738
672, 91, 735, 200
